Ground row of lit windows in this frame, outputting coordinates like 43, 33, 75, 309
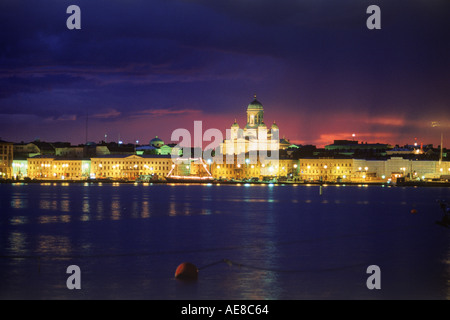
301, 163, 351, 167
303, 170, 352, 174
29, 161, 52, 165
95, 165, 170, 170
215, 163, 295, 168
92, 160, 170, 165
29, 163, 83, 168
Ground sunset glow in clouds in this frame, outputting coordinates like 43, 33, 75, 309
0, 0, 449, 148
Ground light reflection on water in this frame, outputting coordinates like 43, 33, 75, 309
37, 235, 72, 255
8, 232, 28, 256
0, 183, 449, 299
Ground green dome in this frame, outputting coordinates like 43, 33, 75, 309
247, 95, 263, 110
231, 119, 239, 128
150, 136, 164, 147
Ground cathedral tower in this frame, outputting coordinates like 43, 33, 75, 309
246, 94, 264, 129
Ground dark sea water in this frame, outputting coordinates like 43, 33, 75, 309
0, 182, 449, 300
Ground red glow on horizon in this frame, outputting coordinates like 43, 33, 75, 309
1, 103, 449, 150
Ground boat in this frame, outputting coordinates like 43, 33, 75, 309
165, 175, 215, 183
165, 157, 214, 183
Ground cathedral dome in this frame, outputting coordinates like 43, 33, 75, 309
271, 121, 278, 130
231, 119, 239, 128
150, 136, 164, 148
247, 95, 263, 110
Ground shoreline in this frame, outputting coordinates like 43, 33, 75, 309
1, 179, 450, 187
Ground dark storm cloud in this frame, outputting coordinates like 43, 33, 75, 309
0, 73, 87, 100
0, 0, 449, 145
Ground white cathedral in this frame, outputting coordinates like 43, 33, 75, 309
220, 95, 281, 157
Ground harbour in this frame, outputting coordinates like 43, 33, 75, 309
1, 182, 449, 299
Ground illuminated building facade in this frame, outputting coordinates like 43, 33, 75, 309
12, 159, 28, 179
211, 154, 299, 181
90, 155, 173, 180
27, 156, 90, 180
0, 140, 13, 179
220, 95, 280, 157
27, 154, 173, 181
299, 158, 354, 182
299, 157, 450, 183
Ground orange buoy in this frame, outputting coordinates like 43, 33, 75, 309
175, 262, 198, 280
411, 209, 417, 214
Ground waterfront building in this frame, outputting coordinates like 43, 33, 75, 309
297, 157, 450, 183
26, 154, 173, 181
12, 159, 28, 179
27, 155, 90, 180
436, 161, 450, 179
299, 158, 354, 182
27, 155, 56, 179
90, 154, 173, 180
358, 157, 450, 181
52, 159, 90, 180
211, 154, 298, 181
0, 140, 14, 179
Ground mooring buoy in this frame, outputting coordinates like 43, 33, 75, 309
175, 262, 198, 280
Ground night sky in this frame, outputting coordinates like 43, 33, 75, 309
1, 0, 449, 148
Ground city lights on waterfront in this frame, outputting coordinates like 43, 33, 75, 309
1, 0, 450, 305
1, 95, 449, 185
